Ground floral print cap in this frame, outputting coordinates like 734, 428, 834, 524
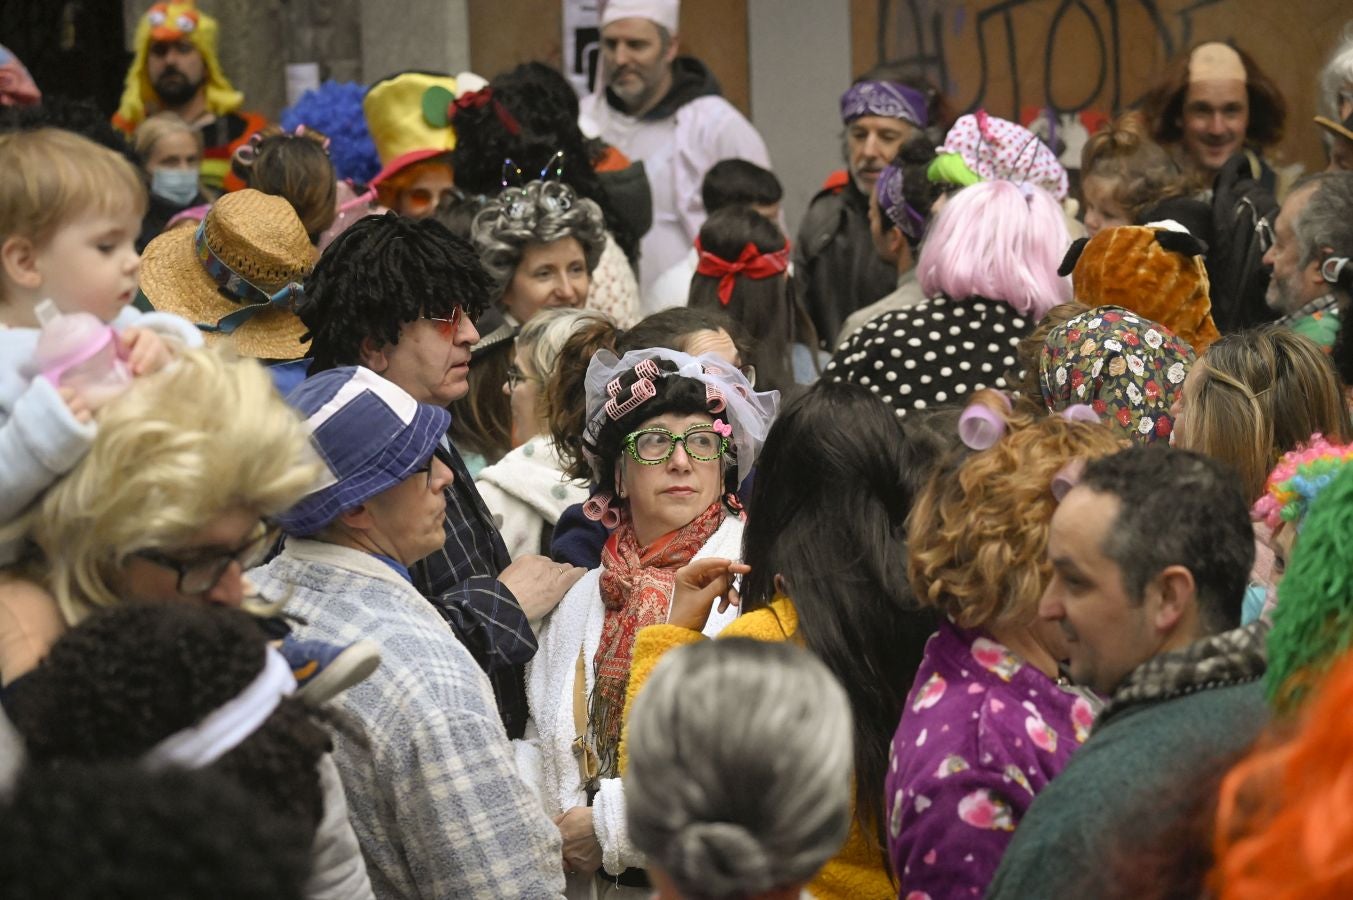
1039, 305, 1195, 444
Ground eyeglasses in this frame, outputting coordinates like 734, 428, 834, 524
423, 305, 475, 339
408, 446, 454, 490
403, 186, 461, 217
624, 424, 729, 465
134, 521, 279, 595
505, 364, 539, 391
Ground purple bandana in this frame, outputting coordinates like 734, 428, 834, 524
874, 163, 926, 241
840, 80, 928, 127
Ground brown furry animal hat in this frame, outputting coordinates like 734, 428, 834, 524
1059, 223, 1220, 353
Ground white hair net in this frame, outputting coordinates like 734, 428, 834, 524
582, 347, 779, 487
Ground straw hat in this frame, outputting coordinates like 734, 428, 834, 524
140, 190, 316, 360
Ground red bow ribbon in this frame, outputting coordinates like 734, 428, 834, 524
694, 237, 791, 305
450, 87, 521, 136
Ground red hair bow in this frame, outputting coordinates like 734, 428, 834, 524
694, 237, 791, 305
450, 87, 521, 136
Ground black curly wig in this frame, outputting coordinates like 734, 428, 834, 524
582, 358, 740, 501
300, 211, 493, 372
449, 63, 639, 262
0, 762, 311, 900
5, 604, 330, 835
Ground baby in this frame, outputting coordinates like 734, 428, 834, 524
0, 128, 202, 551
0, 129, 375, 701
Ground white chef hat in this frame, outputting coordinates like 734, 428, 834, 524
600, 0, 679, 33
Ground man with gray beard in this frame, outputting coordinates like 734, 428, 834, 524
1265, 172, 1353, 350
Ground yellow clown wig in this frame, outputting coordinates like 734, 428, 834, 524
113, 1, 243, 133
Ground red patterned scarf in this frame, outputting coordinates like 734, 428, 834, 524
588, 500, 726, 778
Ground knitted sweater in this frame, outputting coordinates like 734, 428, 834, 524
621, 597, 896, 900
475, 437, 589, 562
985, 623, 1270, 900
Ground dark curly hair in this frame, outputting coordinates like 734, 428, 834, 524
0, 95, 139, 167
449, 63, 639, 262
582, 359, 739, 501
0, 762, 312, 900
300, 212, 493, 372
6, 604, 331, 836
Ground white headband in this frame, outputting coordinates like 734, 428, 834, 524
143, 647, 297, 772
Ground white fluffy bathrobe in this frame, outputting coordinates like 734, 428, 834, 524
516, 515, 744, 898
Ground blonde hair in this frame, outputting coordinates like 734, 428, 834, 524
0, 128, 146, 249
518, 307, 610, 423
21, 348, 321, 625
1185, 327, 1351, 503
131, 112, 203, 165
907, 391, 1124, 629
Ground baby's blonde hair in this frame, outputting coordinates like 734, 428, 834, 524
22, 348, 322, 625
0, 128, 147, 250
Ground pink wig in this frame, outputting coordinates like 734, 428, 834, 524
917, 180, 1072, 319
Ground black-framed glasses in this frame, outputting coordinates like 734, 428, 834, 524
408, 446, 454, 490
134, 521, 279, 595
624, 423, 729, 465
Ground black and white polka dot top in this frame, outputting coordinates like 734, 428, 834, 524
824, 295, 1032, 417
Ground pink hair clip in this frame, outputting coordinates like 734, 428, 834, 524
290, 124, 332, 153
711, 419, 732, 437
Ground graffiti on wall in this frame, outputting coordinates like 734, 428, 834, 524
871, 0, 1229, 118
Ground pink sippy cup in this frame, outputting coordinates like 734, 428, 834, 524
30, 299, 132, 410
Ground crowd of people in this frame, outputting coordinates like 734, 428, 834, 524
3, 1, 1353, 898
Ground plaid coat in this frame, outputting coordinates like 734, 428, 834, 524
251, 540, 564, 900
411, 440, 536, 739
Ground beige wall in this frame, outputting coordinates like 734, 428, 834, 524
850, 0, 1350, 175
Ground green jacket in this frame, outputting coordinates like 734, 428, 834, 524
985, 623, 1270, 900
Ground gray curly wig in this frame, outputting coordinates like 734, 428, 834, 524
470, 181, 608, 300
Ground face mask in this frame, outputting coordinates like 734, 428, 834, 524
151, 167, 200, 206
